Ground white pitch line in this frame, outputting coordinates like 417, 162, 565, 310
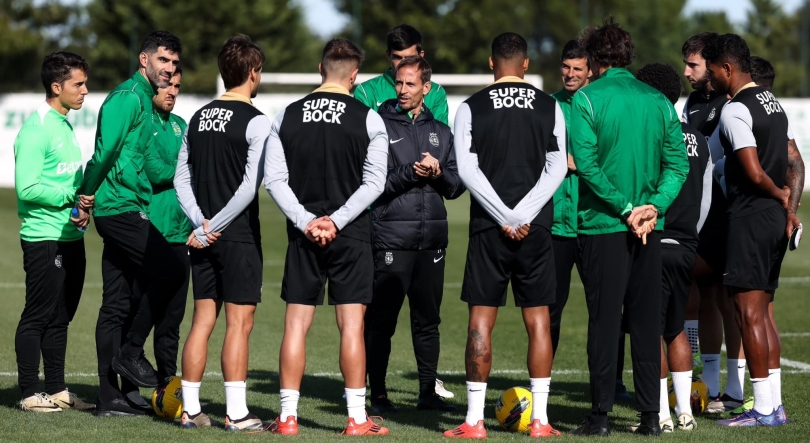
780, 332, 810, 337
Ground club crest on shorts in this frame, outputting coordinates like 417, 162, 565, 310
385, 251, 394, 265
55, 254, 62, 268
429, 132, 439, 147
707, 107, 716, 121
139, 212, 149, 220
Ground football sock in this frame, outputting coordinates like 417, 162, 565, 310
685, 320, 699, 354
345, 388, 366, 424
466, 381, 487, 426
659, 378, 670, 422
726, 359, 746, 400
181, 380, 202, 415
280, 389, 300, 421
530, 378, 550, 425
701, 354, 721, 397
98, 374, 120, 403
672, 371, 693, 417
752, 377, 774, 415
224, 381, 249, 420
769, 368, 782, 408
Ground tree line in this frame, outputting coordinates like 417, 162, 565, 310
2, 0, 807, 96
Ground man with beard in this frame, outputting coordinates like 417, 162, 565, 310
681, 32, 746, 414
75, 30, 186, 417
112, 66, 192, 412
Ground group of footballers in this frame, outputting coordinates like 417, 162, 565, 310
11, 16, 802, 438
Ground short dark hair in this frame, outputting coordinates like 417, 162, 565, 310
682, 32, 717, 58
387, 24, 422, 53
140, 30, 182, 55
41, 51, 89, 98
581, 18, 635, 69
636, 62, 683, 104
701, 33, 751, 73
395, 55, 432, 84
560, 39, 588, 62
218, 34, 265, 90
321, 38, 365, 77
173, 65, 183, 77
750, 56, 775, 91
492, 32, 528, 61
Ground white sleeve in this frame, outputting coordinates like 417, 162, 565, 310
174, 126, 206, 230
719, 102, 757, 151
453, 102, 519, 228
696, 152, 713, 233
788, 121, 794, 140
193, 115, 269, 244
681, 95, 690, 124
512, 102, 568, 224
264, 108, 319, 232
328, 110, 389, 230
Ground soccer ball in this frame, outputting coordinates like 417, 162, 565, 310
152, 376, 183, 419
667, 376, 709, 414
494, 386, 533, 432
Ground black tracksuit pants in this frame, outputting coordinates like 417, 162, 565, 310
131, 243, 190, 380
548, 235, 581, 357
579, 231, 662, 413
94, 212, 184, 400
16, 239, 85, 399
365, 249, 445, 398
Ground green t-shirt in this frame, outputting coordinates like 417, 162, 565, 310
355, 69, 449, 125
550, 89, 579, 238
145, 110, 190, 243
14, 102, 84, 242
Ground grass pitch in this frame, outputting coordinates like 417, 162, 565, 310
0, 189, 809, 441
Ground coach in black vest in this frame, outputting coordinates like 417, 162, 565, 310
364, 56, 464, 414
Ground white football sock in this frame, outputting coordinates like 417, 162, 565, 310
345, 388, 366, 424
181, 380, 201, 415
465, 382, 487, 426
659, 378, 670, 422
752, 377, 774, 415
280, 389, 300, 421
701, 354, 721, 397
726, 359, 746, 400
672, 371, 693, 417
769, 368, 782, 408
530, 378, 550, 425
224, 381, 249, 420
685, 320, 699, 355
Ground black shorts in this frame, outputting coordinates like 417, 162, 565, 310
696, 182, 728, 278
661, 241, 697, 337
461, 226, 555, 307
281, 235, 373, 305
724, 205, 788, 292
190, 240, 263, 304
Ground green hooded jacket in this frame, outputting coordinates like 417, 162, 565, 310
550, 89, 578, 238
354, 69, 449, 125
77, 72, 156, 216
569, 68, 688, 235
145, 110, 190, 243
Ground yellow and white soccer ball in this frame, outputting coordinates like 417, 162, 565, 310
495, 386, 533, 432
667, 376, 709, 414
152, 376, 183, 420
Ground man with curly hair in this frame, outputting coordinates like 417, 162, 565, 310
636, 62, 713, 433
568, 20, 688, 436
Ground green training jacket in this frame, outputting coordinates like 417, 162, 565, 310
355, 69, 449, 125
569, 68, 688, 235
14, 103, 84, 242
550, 89, 578, 238
145, 110, 190, 243
77, 72, 156, 216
